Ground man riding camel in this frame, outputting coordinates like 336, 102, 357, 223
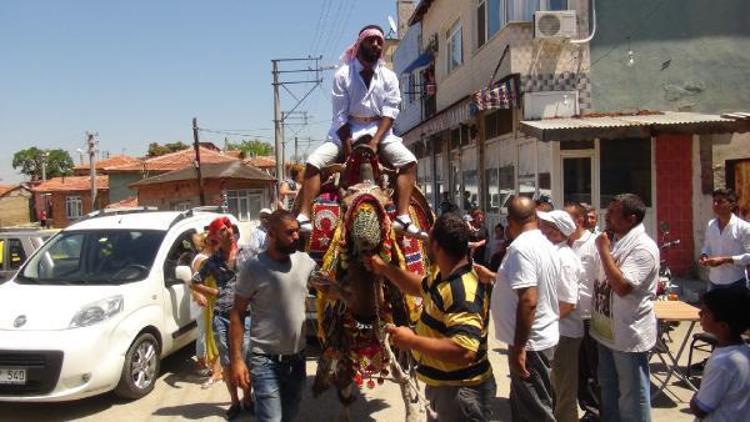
296, 24, 425, 238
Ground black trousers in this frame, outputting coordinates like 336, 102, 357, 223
578, 319, 601, 419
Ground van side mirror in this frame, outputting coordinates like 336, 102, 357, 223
175, 265, 193, 285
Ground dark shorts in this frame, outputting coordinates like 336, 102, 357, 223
425, 377, 497, 422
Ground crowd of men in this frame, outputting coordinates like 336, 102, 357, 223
183, 23, 750, 422
184, 187, 749, 422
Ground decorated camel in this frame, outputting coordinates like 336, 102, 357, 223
296, 143, 434, 421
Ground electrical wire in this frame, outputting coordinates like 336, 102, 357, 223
310, 0, 334, 55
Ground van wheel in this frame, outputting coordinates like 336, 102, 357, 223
114, 332, 161, 399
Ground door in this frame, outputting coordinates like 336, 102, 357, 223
561, 149, 599, 210
729, 159, 750, 220
161, 228, 198, 346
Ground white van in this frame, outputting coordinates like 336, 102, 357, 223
0, 208, 237, 402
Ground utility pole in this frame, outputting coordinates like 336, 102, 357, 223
86, 131, 98, 210
271, 56, 329, 209
294, 136, 299, 163
272, 60, 283, 207
41, 151, 49, 182
193, 117, 206, 206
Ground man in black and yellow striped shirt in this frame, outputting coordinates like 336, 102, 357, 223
365, 213, 495, 421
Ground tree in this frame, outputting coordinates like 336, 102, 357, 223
12, 147, 74, 181
147, 141, 189, 157
226, 139, 273, 157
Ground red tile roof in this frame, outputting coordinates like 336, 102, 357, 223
244, 155, 277, 168
106, 196, 138, 209
32, 176, 110, 192
74, 154, 141, 171
108, 147, 238, 172
0, 184, 13, 196
225, 150, 245, 159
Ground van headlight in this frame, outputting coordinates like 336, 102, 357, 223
69, 295, 124, 328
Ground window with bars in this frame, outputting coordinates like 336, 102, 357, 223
65, 196, 83, 220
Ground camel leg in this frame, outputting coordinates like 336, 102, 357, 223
390, 360, 422, 422
337, 383, 354, 422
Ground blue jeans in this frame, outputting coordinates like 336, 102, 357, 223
212, 314, 251, 367
195, 307, 206, 360
250, 353, 306, 422
597, 344, 651, 422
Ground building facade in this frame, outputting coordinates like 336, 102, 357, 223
394, 0, 750, 278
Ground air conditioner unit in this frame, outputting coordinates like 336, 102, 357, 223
534, 11, 577, 40
524, 91, 579, 119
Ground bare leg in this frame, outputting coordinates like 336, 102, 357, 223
223, 365, 240, 405
396, 163, 416, 217
299, 164, 321, 220
392, 163, 426, 239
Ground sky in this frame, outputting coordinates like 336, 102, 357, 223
0, 0, 398, 183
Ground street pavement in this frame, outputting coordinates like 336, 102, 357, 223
0, 321, 705, 421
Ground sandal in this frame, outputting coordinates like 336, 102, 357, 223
297, 215, 313, 234
392, 216, 428, 240
201, 376, 222, 389
241, 397, 255, 415
225, 403, 242, 420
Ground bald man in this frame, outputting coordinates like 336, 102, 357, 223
475, 197, 561, 421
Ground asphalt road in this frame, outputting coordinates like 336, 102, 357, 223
0, 323, 702, 421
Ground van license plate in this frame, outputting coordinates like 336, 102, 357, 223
0, 368, 26, 384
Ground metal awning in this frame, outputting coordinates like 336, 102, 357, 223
401, 51, 433, 74
521, 111, 749, 142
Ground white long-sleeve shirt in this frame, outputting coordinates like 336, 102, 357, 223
327, 58, 402, 146
701, 214, 750, 285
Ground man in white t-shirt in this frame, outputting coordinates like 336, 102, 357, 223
564, 201, 602, 422
475, 196, 560, 421
538, 210, 584, 422
591, 193, 659, 422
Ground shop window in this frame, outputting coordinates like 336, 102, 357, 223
463, 170, 479, 211
461, 124, 471, 147
451, 128, 461, 150
600, 137, 652, 207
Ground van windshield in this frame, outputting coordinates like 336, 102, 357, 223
17, 230, 165, 285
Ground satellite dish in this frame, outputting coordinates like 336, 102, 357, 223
387, 15, 398, 37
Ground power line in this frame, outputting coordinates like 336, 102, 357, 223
320, 0, 349, 61
197, 127, 272, 139
327, 0, 358, 62
310, 0, 333, 55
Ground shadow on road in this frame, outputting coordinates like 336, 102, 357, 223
152, 401, 230, 419
0, 392, 125, 422
161, 346, 211, 389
